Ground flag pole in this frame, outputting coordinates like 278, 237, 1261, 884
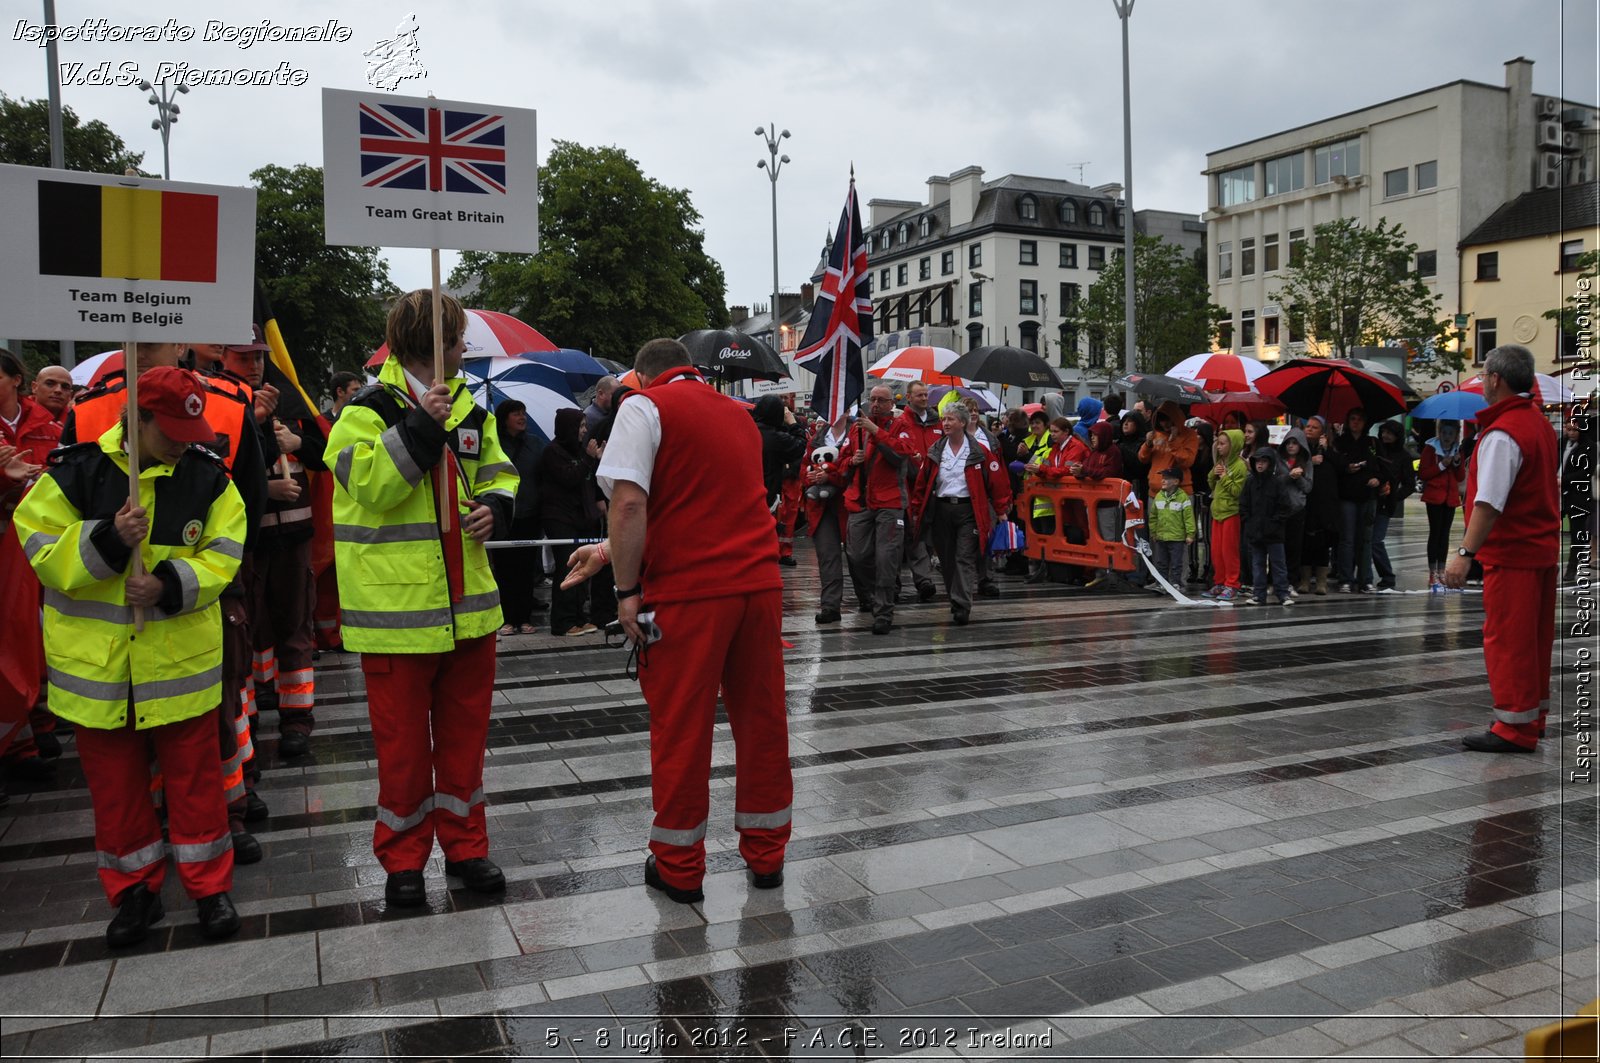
124, 340, 145, 633
431, 246, 452, 534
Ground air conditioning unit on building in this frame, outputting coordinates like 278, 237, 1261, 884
1537, 95, 1561, 118
1536, 152, 1565, 189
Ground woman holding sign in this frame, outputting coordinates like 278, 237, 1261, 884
323, 290, 519, 907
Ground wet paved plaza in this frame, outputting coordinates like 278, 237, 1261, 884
1, 513, 1596, 1061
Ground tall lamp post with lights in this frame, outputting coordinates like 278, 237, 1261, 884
1113, 0, 1137, 376
756, 125, 791, 381
139, 78, 188, 179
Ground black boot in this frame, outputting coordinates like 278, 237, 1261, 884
444, 857, 505, 893
385, 870, 426, 907
196, 891, 241, 940
644, 855, 703, 904
106, 883, 164, 947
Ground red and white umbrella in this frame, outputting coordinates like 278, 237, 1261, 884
1459, 372, 1574, 405
365, 309, 559, 369
1168, 352, 1270, 393
71, 349, 124, 386
867, 345, 966, 386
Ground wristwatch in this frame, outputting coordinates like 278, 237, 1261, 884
1456, 546, 1475, 559
615, 584, 642, 601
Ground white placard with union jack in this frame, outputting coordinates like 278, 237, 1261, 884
321, 87, 538, 252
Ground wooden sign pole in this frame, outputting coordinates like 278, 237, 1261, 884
431, 246, 452, 534
124, 342, 145, 633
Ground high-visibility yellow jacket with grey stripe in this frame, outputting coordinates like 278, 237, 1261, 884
323, 357, 517, 653
13, 425, 246, 730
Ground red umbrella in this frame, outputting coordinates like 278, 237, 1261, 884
1168, 352, 1270, 393
1190, 392, 1287, 425
868, 345, 966, 386
365, 309, 557, 369
1256, 358, 1406, 422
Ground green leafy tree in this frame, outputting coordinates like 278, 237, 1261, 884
0, 92, 144, 173
251, 164, 396, 390
452, 141, 729, 362
1063, 235, 1223, 376
1543, 247, 1598, 363
1272, 216, 1458, 372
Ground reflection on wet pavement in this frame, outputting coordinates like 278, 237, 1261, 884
0, 519, 1593, 1061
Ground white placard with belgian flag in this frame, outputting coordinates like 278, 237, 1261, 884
0, 164, 257, 342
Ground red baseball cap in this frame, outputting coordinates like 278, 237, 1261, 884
138, 366, 216, 443
226, 324, 270, 355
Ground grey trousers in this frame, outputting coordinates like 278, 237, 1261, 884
847, 508, 905, 620
1151, 538, 1186, 586
905, 532, 936, 591
931, 499, 980, 612
810, 502, 847, 611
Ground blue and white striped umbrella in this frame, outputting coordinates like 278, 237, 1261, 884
461, 357, 578, 443
519, 349, 614, 392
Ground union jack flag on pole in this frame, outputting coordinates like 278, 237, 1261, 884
794, 174, 871, 424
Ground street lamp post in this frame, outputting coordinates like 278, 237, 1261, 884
1113, 0, 1136, 377
139, 78, 189, 180
756, 124, 791, 382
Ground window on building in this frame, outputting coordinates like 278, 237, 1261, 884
1263, 233, 1280, 272
1240, 309, 1256, 349
1088, 202, 1105, 226
1383, 167, 1408, 198
1314, 137, 1361, 183
897, 263, 908, 286
1241, 238, 1256, 277
879, 230, 890, 251
1218, 241, 1233, 280
969, 244, 982, 268
1059, 199, 1076, 224
919, 215, 931, 238
919, 257, 931, 281
1019, 322, 1039, 353
1019, 240, 1037, 266
1559, 326, 1582, 361
1060, 243, 1078, 268
1088, 246, 1106, 270
1477, 251, 1499, 280
1018, 195, 1038, 221
1561, 239, 1585, 271
879, 268, 890, 289
1264, 315, 1280, 346
1020, 279, 1038, 315
864, 274, 872, 295
1217, 319, 1233, 349
1114, 208, 1125, 229
898, 222, 910, 244
1060, 324, 1078, 359
1217, 165, 1256, 206
1416, 160, 1437, 191
1088, 330, 1106, 368
1263, 152, 1305, 196
1474, 318, 1496, 365
941, 250, 954, 275
1416, 250, 1437, 277
1288, 228, 1306, 267
1061, 282, 1080, 309
968, 282, 983, 317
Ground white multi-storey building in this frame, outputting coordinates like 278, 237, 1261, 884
863, 166, 1202, 402
1202, 57, 1596, 375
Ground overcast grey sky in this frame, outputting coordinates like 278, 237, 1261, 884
3, 0, 1595, 336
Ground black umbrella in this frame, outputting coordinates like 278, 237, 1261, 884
677, 330, 789, 382
594, 357, 628, 375
1113, 372, 1208, 404
945, 345, 1066, 390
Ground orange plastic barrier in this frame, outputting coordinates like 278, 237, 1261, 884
1018, 477, 1145, 572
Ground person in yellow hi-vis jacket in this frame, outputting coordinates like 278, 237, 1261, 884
14, 363, 247, 948
324, 291, 519, 908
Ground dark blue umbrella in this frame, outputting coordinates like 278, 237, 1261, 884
519, 348, 612, 392
1411, 390, 1488, 421
460, 357, 576, 442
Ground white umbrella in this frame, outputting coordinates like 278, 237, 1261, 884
70, 349, 122, 386
868, 345, 965, 385
460, 357, 578, 443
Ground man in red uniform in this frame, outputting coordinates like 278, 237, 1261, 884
566, 338, 792, 904
839, 384, 920, 635
899, 381, 941, 602
1444, 344, 1560, 753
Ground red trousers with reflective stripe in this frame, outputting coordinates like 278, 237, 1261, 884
776, 478, 802, 558
1483, 564, 1557, 750
639, 589, 792, 889
313, 564, 342, 649
360, 634, 496, 872
77, 709, 233, 905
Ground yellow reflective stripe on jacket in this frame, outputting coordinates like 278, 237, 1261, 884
12, 424, 245, 731
323, 357, 518, 654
